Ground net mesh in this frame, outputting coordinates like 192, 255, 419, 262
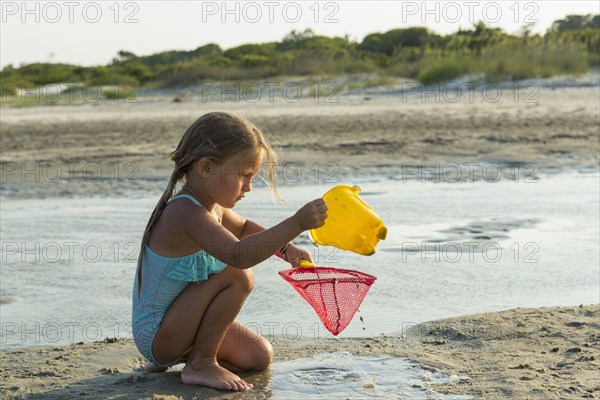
279, 267, 377, 336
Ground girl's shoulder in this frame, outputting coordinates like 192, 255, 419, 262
169, 194, 202, 207
147, 195, 215, 257
164, 195, 205, 220
166, 195, 220, 225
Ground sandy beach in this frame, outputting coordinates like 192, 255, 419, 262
0, 305, 598, 399
1, 84, 599, 399
1, 86, 599, 199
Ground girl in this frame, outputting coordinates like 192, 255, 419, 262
132, 112, 327, 392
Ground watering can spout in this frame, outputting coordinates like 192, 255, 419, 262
377, 224, 388, 240
310, 184, 387, 256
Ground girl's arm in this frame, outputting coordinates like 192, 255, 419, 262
218, 206, 263, 239
220, 207, 312, 265
185, 199, 326, 269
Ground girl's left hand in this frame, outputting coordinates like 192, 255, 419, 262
284, 245, 314, 267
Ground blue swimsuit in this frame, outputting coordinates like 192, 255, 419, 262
132, 194, 228, 367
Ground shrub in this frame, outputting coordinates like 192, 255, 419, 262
418, 60, 470, 85
103, 86, 137, 100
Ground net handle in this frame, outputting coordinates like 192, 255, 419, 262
275, 252, 316, 268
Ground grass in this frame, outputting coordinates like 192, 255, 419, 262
415, 42, 589, 85
102, 86, 138, 101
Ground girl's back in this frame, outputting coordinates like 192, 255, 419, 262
146, 196, 218, 258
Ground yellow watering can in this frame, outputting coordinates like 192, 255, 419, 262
310, 185, 387, 256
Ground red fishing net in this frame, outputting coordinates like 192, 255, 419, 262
279, 267, 377, 336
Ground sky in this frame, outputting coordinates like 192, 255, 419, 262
2, 1, 599, 68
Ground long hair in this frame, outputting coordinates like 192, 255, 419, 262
136, 112, 278, 298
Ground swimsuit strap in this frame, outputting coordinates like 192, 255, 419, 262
169, 194, 221, 223
169, 194, 202, 207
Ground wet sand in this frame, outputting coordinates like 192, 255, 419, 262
1, 305, 598, 399
1, 86, 599, 199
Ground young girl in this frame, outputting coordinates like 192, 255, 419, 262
132, 112, 327, 392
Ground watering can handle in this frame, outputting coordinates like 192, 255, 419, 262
275, 252, 316, 268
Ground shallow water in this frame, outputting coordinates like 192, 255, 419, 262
268, 352, 472, 399
0, 173, 598, 347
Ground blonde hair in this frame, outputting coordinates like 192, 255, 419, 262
136, 112, 278, 297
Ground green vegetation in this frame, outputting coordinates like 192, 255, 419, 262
102, 86, 138, 101
1, 15, 598, 95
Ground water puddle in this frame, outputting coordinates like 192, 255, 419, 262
269, 352, 472, 399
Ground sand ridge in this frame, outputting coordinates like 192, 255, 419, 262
0, 305, 598, 399
1, 87, 599, 199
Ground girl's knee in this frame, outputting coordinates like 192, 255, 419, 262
258, 339, 273, 370
251, 337, 273, 371
230, 267, 254, 293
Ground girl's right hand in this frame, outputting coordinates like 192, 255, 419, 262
293, 198, 328, 231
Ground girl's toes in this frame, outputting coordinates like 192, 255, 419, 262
235, 379, 248, 391
234, 380, 246, 391
239, 380, 252, 390
220, 380, 234, 391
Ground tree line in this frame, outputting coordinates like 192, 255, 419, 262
1, 14, 598, 93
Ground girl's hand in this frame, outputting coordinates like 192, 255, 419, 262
293, 198, 328, 231
283, 245, 314, 268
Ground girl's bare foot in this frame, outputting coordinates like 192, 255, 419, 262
181, 359, 252, 391
143, 362, 168, 373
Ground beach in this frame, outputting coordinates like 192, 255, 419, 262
1, 85, 599, 198
1, 82, 599, 399
1, 305, 598, 399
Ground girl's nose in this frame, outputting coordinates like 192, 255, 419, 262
243, 180, 252, 192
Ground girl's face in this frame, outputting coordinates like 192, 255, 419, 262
206, 147, 264, 208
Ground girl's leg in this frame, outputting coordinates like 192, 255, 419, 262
144, 321, 272, 373
150, 266, 265, 391
217, 321, 273, 372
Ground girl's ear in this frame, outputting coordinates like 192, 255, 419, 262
196, 157, 215, 177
